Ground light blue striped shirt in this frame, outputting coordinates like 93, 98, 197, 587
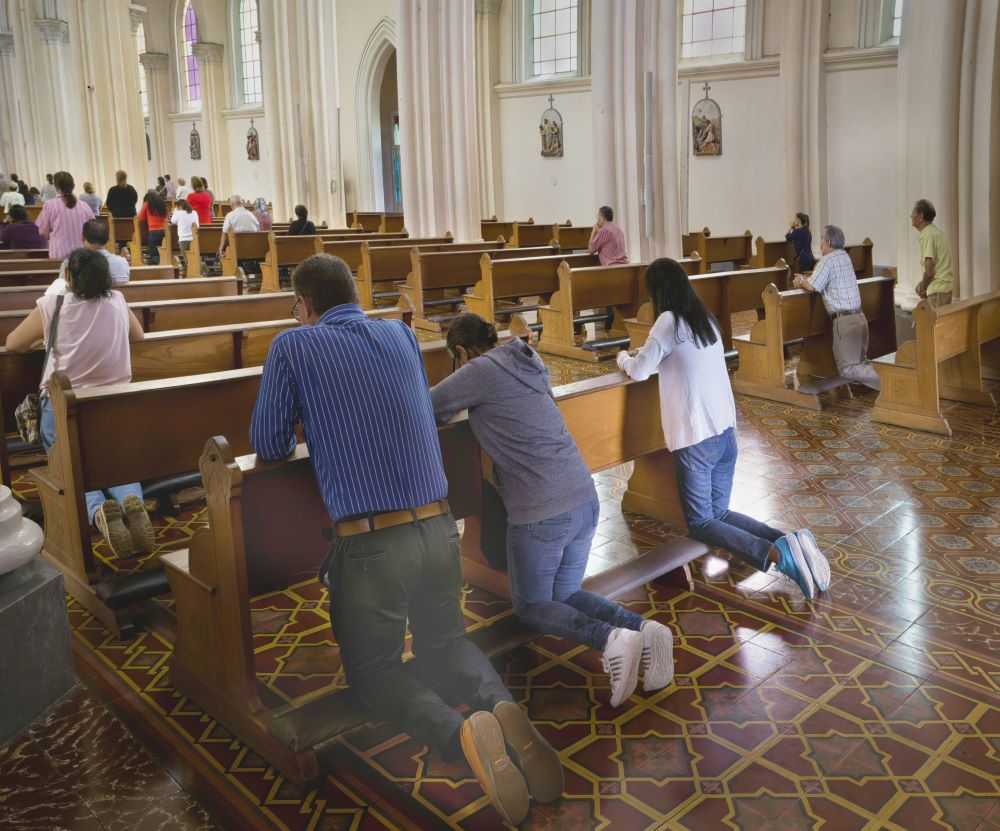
250, 304, 448, 521
808, 248, 861, 315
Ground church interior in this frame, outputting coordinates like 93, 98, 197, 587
1, 0, 999, 829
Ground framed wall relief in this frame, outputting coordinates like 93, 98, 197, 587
189, 123, 202, 160
246, 119, 260, 161
692, 82, 721, 156
539, 95, 563, 158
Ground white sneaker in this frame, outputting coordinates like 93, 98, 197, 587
602, 628, 642, 707
795, 529, 831, 592
640, 620, 675, 692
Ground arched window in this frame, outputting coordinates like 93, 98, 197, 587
136, 22, 148, 118
237, 0, 262, 106
182, 0, 201, 106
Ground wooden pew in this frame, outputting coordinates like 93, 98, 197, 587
463, 251, 600, 325
187, 226, 222, 277
0, 258, 63, 273
159, 362, 704, 786
0, 249, 51, 260
871, 291, 1000, 436
400, 245, 561, 331
259, 233, 323, 292
0, 277, 240, 313
322, 233, 447, 273
553, 222, 594, 251
106, 217, 137, 257
845, 238, 874, 278
350, 211, 405, 233
481, 216, 516, 241
0, 265, 176, 288
535, 263, 647, 361
25, 205, 43, 222
219, 230, 270, 278
512, 220, 564, 248
683, 228, 754, 272
357, 238, 505, 309
623, 261, 789, 352
749, 236, 874, 278
732, 276, 896, 410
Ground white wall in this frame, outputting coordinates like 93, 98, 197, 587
497, 87, 596, 225
225, 114, 272, 205
169, 117, 211, 187
826, 65, 897, 265
683, 75, 787, 239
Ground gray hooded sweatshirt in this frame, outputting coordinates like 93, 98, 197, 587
430, 339, 597, 524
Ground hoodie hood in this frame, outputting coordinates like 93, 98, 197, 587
483, 339, 550, 394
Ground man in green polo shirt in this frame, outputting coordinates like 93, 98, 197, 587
910, 198, 953, 307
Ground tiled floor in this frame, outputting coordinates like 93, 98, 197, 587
2, 357, 1000, 830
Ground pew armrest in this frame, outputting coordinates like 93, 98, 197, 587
161, 548, 216, 595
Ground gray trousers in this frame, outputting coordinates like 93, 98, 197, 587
832, 313, 881, 391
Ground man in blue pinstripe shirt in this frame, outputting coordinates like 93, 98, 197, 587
250, 255, 561, 824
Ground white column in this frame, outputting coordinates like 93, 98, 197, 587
780, 0, 828, 234
591, 0, 682, 262
191, 42, 231, 197
475, 0, 504, 219
0, 32, 21, 174
141, 53, 173, 178
32, 16, 74, 171
259, 0, 342, 225
396, 0, 481, 240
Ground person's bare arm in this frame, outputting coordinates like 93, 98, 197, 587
127, 308, 145, 342
5, 307, 44, 352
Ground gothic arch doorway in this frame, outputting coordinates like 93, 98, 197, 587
355, 19, 400, 212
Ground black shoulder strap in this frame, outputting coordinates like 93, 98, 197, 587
41, 292, 65, 378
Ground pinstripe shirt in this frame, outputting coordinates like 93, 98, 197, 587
250, 304, 448, 521
807, 248, 860, 315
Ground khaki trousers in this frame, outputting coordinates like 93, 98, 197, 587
831, 313, 881, 391
927, 291, 952, 308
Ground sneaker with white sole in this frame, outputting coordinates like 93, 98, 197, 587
640, 620, 675, 692
602, 627, 642, 707
773, 534, 815, 600
794, 529, 830, 592
94, 499, 133, 558
123, 495, 155, 554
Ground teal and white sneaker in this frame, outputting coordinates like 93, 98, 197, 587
795, 529, 830, 592
773, 534, 815, 600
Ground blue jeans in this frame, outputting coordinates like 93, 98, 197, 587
673, 427, 784, 571
507, 498, 646, 651
40, 397, 143, 523
147, 230, 164, 265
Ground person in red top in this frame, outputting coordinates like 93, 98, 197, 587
137, 190, 168, 265
588, 206, 629, 265
187, 177, 213, 226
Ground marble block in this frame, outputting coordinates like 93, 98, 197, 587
0, 558, 75, 746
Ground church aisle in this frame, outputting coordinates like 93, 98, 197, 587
1, 381, 998, 830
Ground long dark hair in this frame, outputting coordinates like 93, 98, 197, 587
143, 189, 167, 216
795, 212, 810, 228
447, 313, 499, 359
53, 171, 77, 209
645, 258, 719, 348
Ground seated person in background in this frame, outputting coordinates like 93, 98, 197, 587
0, 204, 46, 249
792, 224, 880, 391
288, 204, 315, 235
432, 313, 675, 708
45, 219, 130, 296
618, 258, 830, 601
6, 248, 152, 558
0, 181, 25, 219
785, 212, 816, 271
170, 199, 199, 276
588, 205, 629, 265
217, 194, 260, 259
252, 197, 272, 232
251, 255, 562, 826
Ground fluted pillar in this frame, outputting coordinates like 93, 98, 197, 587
0, 31, 21, 174
191, 42, 231, 197
591, 0, 682, 261
780, 0, 828, 234
32, 16, 75, 171
397, 0, 480, 240
141, 53, 173, 177
259, 0, 342, 224
475, 0, 504, 219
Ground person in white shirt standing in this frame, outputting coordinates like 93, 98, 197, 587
174, 177, 192, 200
616, 258, 829, 600
170, 199, 200, 276
45, 220, 130, 297
217, 194, 260, 260
0, 181, 25, 219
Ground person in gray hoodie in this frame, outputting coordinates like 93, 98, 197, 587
431, 314, 675, 707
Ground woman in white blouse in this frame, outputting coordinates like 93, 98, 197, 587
616, 258, 829, 599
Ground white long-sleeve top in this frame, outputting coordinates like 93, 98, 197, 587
617, 310, 736, 451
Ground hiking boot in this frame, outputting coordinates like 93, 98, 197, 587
773, 534, 815, 600
123, 495, 155, 554
640, 619, 675, 692
493, 700, 563, 803
460, 711, 530, 826
602, 627, 642, 707
94, 499, 133, 558
795, 529, 830, 592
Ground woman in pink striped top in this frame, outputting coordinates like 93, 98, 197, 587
36, 171, 95, 259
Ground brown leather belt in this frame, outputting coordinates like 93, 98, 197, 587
333, 499, 450, 538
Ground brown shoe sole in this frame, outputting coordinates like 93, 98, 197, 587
94, 500, 133, 558
460, 712, 529, 826
123, 495, 155, 554
494, 700, 564, 803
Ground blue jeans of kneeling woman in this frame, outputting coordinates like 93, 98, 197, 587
672, 427, 783, 570
507, 498, 646, 650
40, 397, 144, 523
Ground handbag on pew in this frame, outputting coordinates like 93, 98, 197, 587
480, 453, 509, 572
14, 294, 64, 446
